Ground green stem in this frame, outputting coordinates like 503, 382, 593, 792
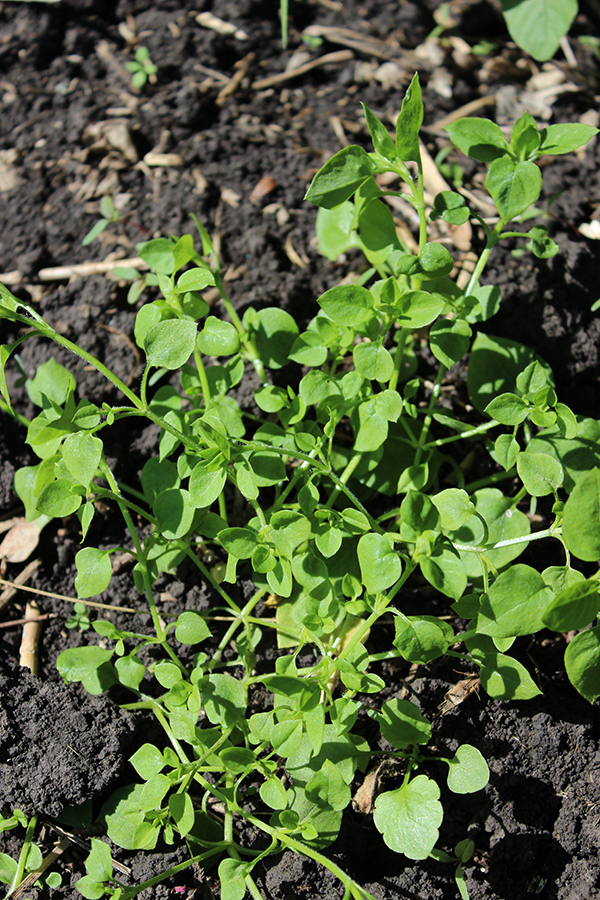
414, 364, 446, 465
388, 327, 408, 392
9, 814, 37, 895
422, 419, 498, 449
100, 459, 163, 640
207, 587, 267, 671
118, 847, 224, 900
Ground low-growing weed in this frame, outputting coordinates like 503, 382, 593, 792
125, 46, 157, 90
1, 74, 599, 899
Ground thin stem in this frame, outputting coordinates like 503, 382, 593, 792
8, 814, 37, 896
414, 364, 446, 465
207, 587, 267, 671
100, 459, 163, 640
118, 847, 224, 900
388, 327, 408, 392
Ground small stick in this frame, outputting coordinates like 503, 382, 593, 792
252, 49, 353, 90
0, 558, 41, 611
6, 839, 70, 900
0, 255, 146, 286
0, 576, 140, 614
426, 94, 497, 133
0, 612, 56, 629
19, 600, 42, 675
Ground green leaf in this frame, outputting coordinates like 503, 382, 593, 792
527, 224, 558, 258
564, 626, 600, 702
431, 489, 474, 530
467, 332, 552, 414
84, 838, 113, 883
429, 317, 471, 367
169, 792, 195, 837
289, 331, 328, 366
353, 342, 393, 382
562, 468, 600, 562
516, 449, 563, 496
379, 698, 431, 748
353, 390, 403, 453
419, 242, 454, 277
509, 111, 541, 160
271, 719, 304, 757
218, 527, 259, 559
318, 284, 374, 327
75, 547, 112, 599
501, 0, 577, 61
393, 614, 454, 664
138, 238, 177, 274
189, 462, 227, 508
304, 145, 378, 208
219, 858, 248, 900
115, 653, 145, 691
446, 117, 510, 161
57, 646, 116, 695
538, 123, 599, 155
484, 392, 529, 425
445, 744, 489, 794
203, 673, 246, 728
144, 319, 197, 369
197, 317, 240, 356
542, 580, 600, 632
306, 759, 352, 811
374, 775, 443, 860
395, 73, 424, 163
315, 203, 359, 261
62, 432, 103, 489
358, 198, 402, 266
260, 777, 289, 810
176, 267, 215, 292
363, 103, 397, 160
0, 853, 17, 885
75, 875, 105, 899
397, 290, 445, 329
485, 157, 542, 222
130, 744, 166, 780
357, 532, 401, 593
153, 488, 195, 539
252, 308, 299, 369
175, 610, 211, 644
36, 479, 82, 517
429, 191, 471, 225
477, 564, 554, 638
478, 652, 541, 700
27, 358, 75, 407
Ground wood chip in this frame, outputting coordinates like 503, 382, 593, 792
249, 175, 277, 204
194, 11, 249, 41
284, 235, 309, 269
19, 600, 42, 675
143, 151, 183, 167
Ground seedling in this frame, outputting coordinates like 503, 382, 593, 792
1, 74, 599, 900
125, 46, 157, 90
82, 196, 124, 247
65, 601, 92, 632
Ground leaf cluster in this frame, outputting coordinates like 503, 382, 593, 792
0, 73, 599, 900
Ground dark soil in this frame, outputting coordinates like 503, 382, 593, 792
1, 0, 600, 898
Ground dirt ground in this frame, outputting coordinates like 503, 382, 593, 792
1, 1, 600, 898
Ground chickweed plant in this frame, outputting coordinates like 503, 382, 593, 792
1, 74, 599, 900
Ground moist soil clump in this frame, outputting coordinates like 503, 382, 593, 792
1, 1, 600, 898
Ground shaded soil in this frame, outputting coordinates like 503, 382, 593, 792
1, 0, 600, 898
